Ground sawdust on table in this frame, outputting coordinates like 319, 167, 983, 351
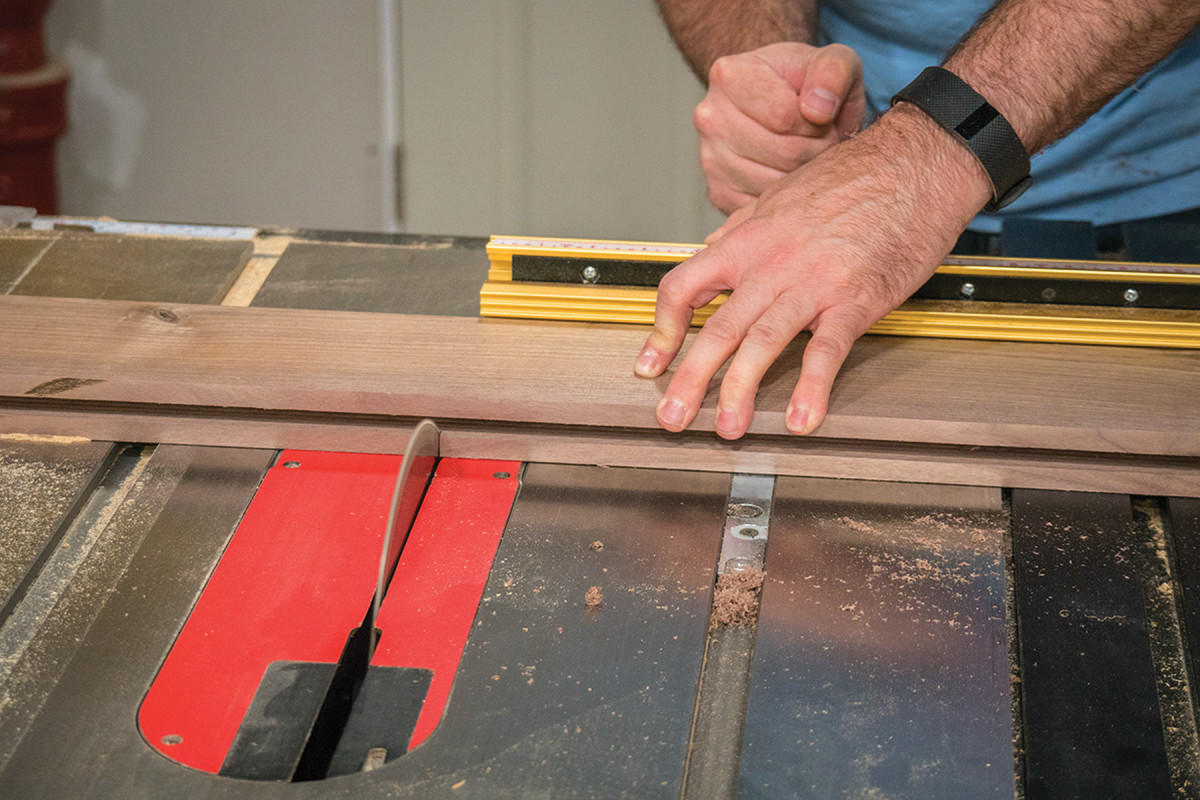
0, 433, 92, 445
709, 570, 765, 631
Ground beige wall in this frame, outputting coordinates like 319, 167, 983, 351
46, 0, 391, 231
46, 1, 724, 241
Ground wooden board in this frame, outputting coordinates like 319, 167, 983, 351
0, 295, 1196, 494
1, 407, 1198, 497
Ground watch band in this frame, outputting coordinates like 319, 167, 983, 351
891, 66, 1032, 212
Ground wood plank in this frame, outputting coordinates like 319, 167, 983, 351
0, 294, 1196, 459
3, 404, 1199, 498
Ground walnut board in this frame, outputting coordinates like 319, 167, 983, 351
0, 295, 1196, 495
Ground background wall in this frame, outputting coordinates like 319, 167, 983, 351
45, 0, 725, 241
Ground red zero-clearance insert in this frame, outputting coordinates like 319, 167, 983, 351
138, 451, 519, 774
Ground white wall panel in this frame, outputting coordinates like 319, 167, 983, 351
46, 1, 725, 240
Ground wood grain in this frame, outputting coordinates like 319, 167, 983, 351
0, 294, 1197, 461
2, 403, 1198, 497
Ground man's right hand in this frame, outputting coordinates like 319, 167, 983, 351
695, 42, 866, 214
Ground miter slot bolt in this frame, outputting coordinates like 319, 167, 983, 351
1041, 287, 1057, 302
726, 503, 764, 518
582, 265, 599, 284
732, 524, 765, 541
959, 282, 976, 299
725, 556, 754, 573
1124, 288, 1140, 305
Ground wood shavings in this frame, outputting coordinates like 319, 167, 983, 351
709, 570, 765, 630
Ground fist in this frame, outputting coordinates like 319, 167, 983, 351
695, 42, 866, 214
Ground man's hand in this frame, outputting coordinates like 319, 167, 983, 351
696, 42, 866, 214
634, 105, 991, 438
648, 0, 1200, 441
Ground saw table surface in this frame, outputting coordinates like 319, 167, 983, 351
1, 223, 1198, 798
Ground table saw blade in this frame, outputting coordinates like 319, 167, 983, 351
371, 419, 439, 655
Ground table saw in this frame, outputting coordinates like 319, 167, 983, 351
1, 217, 1199, 798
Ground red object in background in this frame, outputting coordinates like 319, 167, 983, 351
0, 0, 53, 73
0, 0, 67, 213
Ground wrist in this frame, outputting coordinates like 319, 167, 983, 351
873, 102, 994, 230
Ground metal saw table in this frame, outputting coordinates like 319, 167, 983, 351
1, 221, 1198, 799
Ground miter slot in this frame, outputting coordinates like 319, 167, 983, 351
717, 473, 775, 575
682, 473, 775, 800
0, 440, 120, 629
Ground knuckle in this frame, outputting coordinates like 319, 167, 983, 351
707, 56, 734, 86
699, 311, 745, 347
719, 367, 759, 401
822, 43, 862, 70
656, 267, 687, 301
671, 363, 717, 402
692, 101, 718, 135
744, 317, 796, 351
804, 331, 850, 364
743, 294, 806, 351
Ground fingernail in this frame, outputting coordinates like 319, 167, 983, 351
716, 408, 739, 437
786, 403, 810, 434
634, 346, 659, 377
804, 87, 838, 118
658, 397, 687, 428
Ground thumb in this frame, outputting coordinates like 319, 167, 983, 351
798, 44, 862, 127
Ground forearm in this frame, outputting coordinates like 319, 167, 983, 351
655, 0, 819, 82
944, 0, 1200, 152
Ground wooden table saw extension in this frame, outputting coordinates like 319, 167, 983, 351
1, 219, 1199, 798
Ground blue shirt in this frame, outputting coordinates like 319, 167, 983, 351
820, 1, 1200, 231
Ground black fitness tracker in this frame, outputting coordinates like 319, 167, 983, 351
892, 66, 1032, 211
